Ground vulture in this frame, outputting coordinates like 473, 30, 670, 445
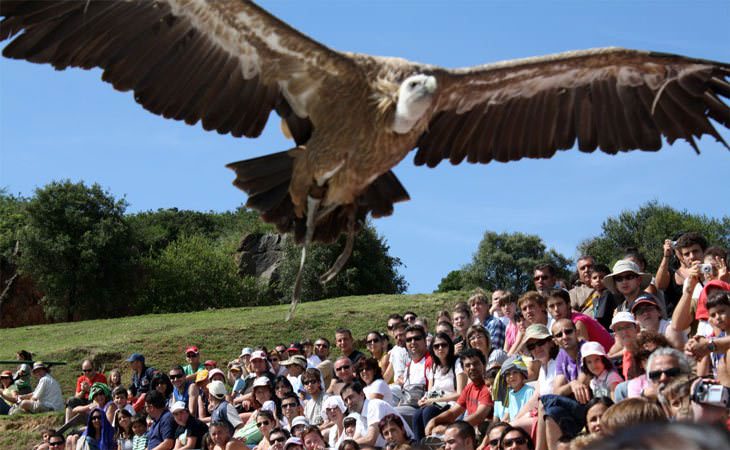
2, 0, 729, 318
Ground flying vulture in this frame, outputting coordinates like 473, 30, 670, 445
2, 1, 729, 318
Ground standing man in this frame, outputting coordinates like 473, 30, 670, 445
12, 362, 63, 414
127, 353, 156, 399
656, 232, 708, 315
533, 264, 559, 297
146, 390, 176, 450
335, 329, 364, 365
425, 348, 493, 436
603, 260, 652, 313
570, 255, 596, 313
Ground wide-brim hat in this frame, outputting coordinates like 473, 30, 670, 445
610, 311, 637, 331
31, 361, 48, 372
580, 341, 607, 360
280, 355, 307, 369
603, 260, 652, 294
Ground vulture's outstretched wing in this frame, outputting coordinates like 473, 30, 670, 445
416, 48, 730, 168
0, 0, 355, 145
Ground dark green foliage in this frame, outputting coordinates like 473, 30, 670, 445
578, 201, 730, 270
277, 222, 407, 302
0, 189, 28, 260
17, 181, 137, 321
436, 231, 571, 294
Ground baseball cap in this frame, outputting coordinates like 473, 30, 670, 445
580, 341, 608, 359
631, 293, 661, 313
207, 368, 225, 381
208, 380, 227, 399
250, 350, 267, 361
195, 369, 209, 383
170, 401, 187, 413
291, 416, 309, 428
204, 360, 217, 368
252, 376, 271, 389
185, 346, 199, 355
240, 347, 254, 357
126, 353, 145, 363
610, 311, 637, 330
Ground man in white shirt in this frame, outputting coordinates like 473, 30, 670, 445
13, 362, 63, 414
340, 381, 413, 448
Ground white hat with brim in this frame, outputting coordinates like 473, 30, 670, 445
602, 260, 652, 294
521, 324, 552, 350
291, 416, 309, 428
580, 341, 607, 360
610, 311, 637, 330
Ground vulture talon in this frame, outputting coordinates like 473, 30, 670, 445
319, 209, 357, 284
286, 195, 322, 321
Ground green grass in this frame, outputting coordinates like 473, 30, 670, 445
0, 291, 468, 449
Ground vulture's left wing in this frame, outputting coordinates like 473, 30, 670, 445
415, 48, 730, 168
0, 0, 356, 144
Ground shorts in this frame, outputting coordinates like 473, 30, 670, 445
540, 394, 586, 438
30, 401, 54, 413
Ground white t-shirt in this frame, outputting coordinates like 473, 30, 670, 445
362, 398, 413, 448
364, 379, 393, 405
427, 359, 463, 395
405, 356, 428, 386
388, 346, 410, 381
537, 359, 558, 395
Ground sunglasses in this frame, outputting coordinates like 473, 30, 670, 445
533, 275, 551, 281
405, 336, 424, 343
387, 324, 399, 330
432, 343, 449, 350
271, 437, 287, 444
553, 328, 575, 339
648, 367, 681, 382
256, 420, 271, 428
82, 368, 93, 373
169, 373, 183, 380
303, 379, 319, 386
526, 338, 551, 352
503, 437, 528, 447
91, 415, 102, 421
614, 273, 639, 283
49, 442, 65, 447
282, 402, 298, 409
366, 339, 380, 345
315, 344, 329, 348
186, 353, 199, 357
335, 365, 351, 372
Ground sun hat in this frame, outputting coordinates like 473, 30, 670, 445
250, 350, 268, 361
252, 376, 271, 389
580, 341, 607, 359
207, 368, 225, 381
602, 260, 652, 294
320, 395, 346, 421
31, 361, 48, 372
523, 324, 552, 342
610, 311, 637, 331
195, 369, 209, 383
291, 416, 309, 428
207, 380, 227, 399
280, 355, 307, 369
0, 370, 12, 378
170, 401, 187, 413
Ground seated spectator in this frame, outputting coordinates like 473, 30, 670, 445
451, 305, 472, 354
46, 433, 65, 450
31, 426, 56, 450
209, 420, 248, 450
302, 368, 328, 426
497, 425, 534, 450
496, 292, 519, 352
364, 332, 390, 374
0, 370, 18, 415
545, 289, 615, 352
570, 255, 596, 314
470, 288, 507, 351
599, 398, 666, 435
603, 260, 652, 313
280, 392, 303, 430
254, 410, 278, 450
630, 293, 684, 348
660, 376, 729, 426
268, 427, 290, 450
586, 264, 617, 330
151, 372, 174, 408
290, 416, 309, 438
127, 353, 156, 403
65, 359, 108, 423
171, 400, 208, 449
15, 350, 34, 395
75, 407, 115, 450
301, 425, 330, 450
194, 369, 210, 420
479, 421, 509, 450
492, 356, 533, 423
607, 312, 640, 380
146, 390, 177, 449
357, 358, 393, 405
549, 318, 591, 403
322, 396, 364, 448
467, 325, 508, 376
377, 414, 412, 448
268, 351, 287, 377
169, 365, 197, 416
283, 436, 304, 450
384, 323, 409, 387
130, 414, 148, 449
580, 342, 623, 399
328, 357, 356, 396
425, 348, 493, 437
641, 347, 692, 400
340, 381, 412, 448
207, 380, 243, 433
584, 396, 613, 437
107, 369, 122, 391
12, 362, 63, 415
336, 329, 365, 365
588, 421, 730, 450
183, 346, 204, 383
113, 408, 133, 450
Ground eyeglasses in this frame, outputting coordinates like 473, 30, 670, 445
186, 353, 199, 357
405, 336, 424, 343
526, 338, 551, 352
432, 343, 449, 350
91, 415, 102, 421
82, 368, 93, 372
335, 365, 351, 372
256, 420, 271, 428
387, 324, 399, 330
282, 402, 298, 409
303, 379, 319, 386
502, 436, 527, 447
271, 437, 287, 444
648, 367, 681, 382
553, 328, 575, 339
614, 273, 639, 283
49, 442, 65, 447
404, 316, 416, 322
169, 373, 183, 380
468, 334, 486, 341
533, 275, 551, 281
614, 324, 636, 332
366, 339, 380, 345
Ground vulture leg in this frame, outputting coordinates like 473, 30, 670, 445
319, 207, 356, 284
286, 195, 322, 321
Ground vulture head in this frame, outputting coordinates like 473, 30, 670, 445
393, 74, 437, 133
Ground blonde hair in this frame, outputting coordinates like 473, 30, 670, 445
518, 291, 546, 309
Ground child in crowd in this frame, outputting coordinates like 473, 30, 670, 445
112, 385, 136, 417
130, 414, 148, 450
493, 356, 534, 422
32, 427, 55, 450
705, 290, 730, 377
589, 264, 617, 330
581, 342, 623, 399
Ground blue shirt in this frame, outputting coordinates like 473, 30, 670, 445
482, 315, 506, 350
148, 410, 176, 449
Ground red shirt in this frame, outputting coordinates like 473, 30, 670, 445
457, 381, 492, 415
75, 372, 108, 398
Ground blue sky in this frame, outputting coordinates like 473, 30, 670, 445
1, 1, 728, 294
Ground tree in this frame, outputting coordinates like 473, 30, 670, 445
17, 181, 137, 321
277, 222, 407, 302
137, 233, 267, 313
0, 189, 27, 259
578, 201, 730, 271
437, 231, 571, 294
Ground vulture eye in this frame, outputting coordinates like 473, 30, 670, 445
409, 81, 418, 89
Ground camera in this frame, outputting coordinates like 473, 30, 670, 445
692, 380, 730, 408
699, 263, 714, 274
670, 240, 678, 248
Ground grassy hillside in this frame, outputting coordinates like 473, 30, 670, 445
0, 291, 468, 449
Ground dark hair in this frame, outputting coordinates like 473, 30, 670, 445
706, 289, 730, 311
447, 420, 477, 445
377, 413, 405, 433
675, 232, 708, 252
150, 372, 173, 399
459, 348, 486, 366
636, 331, 670, 351
403, 311, 417, 318
486, 420, 510, 435
169, 365, 185, 375
17, 350, 32, 361
338, 440, 361, 450
335, 328, 353, 338
588, 422, 730, 450
534, 263, 556, 277
145, 390, 167, 409
269, 427, 290, 440
466, 325, 492, 355
436, 321, 454, 334
316, 337, 331, 346
593, 264, 611, 277
623, 247, 647, 270
341, 381, 365, 396
274, 375, 294, 393
257, 409, 275, 423
518, 291, 546, 309
545, 288, 571, 306
499, 426, 534, 450
581, 355, 614, 377
387, 313, 404, 322
302, 368, 322, 386
357, 358, 383, 382
301, 424, 325, 441
429, 332, 457, 370
404, 324, 426, 339
704, 246, 728, 260
114, 408, 134, 440
209, 421, 231, 434
281, 391, 301, 405
499, 291, 517, 306
112, 385, 128, 398
131, 414, 147, 429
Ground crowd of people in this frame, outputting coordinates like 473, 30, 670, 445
3, 231, 730, 450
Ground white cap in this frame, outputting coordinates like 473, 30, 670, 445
207, 380, 227, 399
170, 401, 187, 413
252, 376, 271, 389
240, 347, 253, 357
207, 368, 226, 381
291, 416, 309, 428
610, 311, 637, 330
580, 341, 607, 359
284, 437, 304, 450
250, 350, 268, 361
